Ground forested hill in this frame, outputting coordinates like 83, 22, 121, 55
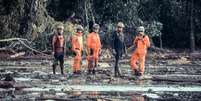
0, 0, 200, 50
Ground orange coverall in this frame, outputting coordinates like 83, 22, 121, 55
71, 32, 83, 73
130, 35, 150, 75
86, 32, 101, 69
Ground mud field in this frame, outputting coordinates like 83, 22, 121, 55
0, 51, 201, 101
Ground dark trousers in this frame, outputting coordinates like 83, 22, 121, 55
114, 51, 123, 77
53, 52, 64, 75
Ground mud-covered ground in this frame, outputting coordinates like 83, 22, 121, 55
0, 51, 201, 101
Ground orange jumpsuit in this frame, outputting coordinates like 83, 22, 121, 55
86, 32, 101, 68
130, 35, 150, 75
71, 32, 83, 73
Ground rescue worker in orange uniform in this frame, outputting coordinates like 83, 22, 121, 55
130, 26, 150, 76
71, 25, 84, 74
52, 24, 65, 75
86, 24, 101, 75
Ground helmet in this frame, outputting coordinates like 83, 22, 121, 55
137, 26, 145, 32
117, 22, 125, 28
57, 23, 64, 30
93, 23, 100, 30
76, 25, 84, 31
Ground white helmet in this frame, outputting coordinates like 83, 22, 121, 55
117, 22, 125, 28
57, 23, 64, 30
137, 26, 145, 32
77, 25, 84, 31
93, 23, 100, 29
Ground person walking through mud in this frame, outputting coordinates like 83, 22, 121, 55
130, 26, 150, 77
52, 24, 65, 75
86, 24, 102, 75
71, 25, 84, 75
110, 22, 127, 77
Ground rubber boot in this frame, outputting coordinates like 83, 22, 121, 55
87, 69, 92, 75
117, 66, 121, 77
60, 61, 64, 75
114, 65, 118, 77
53, 64, 56, 74
93, 61, 97, 75
92, 69, 96, 75
133, 69, 140, 76
77, 70, 81, 75
87, 61, 92, 75
114, 55, 119, 77
88, 57, 94, 75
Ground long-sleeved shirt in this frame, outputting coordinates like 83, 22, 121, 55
110, 31, 126, 54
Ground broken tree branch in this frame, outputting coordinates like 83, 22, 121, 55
10, 52, 25, 58
0, 38, 49, 56
0, 38, 31, 43
18, 39, 48, 56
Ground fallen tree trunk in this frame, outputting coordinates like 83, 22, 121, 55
151, 75, 201, 83
120, 74, 201, 83
0, 38, 30, 42
0, 81, 31, 90
0, 38, 49, 56
10, 52, 25, 58
18, 39, 48, 56
0, 47, 17, 54
0, 81, 15, 88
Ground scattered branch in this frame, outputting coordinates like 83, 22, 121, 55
0, 38, 49, 56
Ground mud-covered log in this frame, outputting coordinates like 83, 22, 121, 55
0, 38, 49, 56
0, 80, 31, 89
0, 47, 17, 54
0, 81, 15, 88
10, 52, 25, 58
151, 75, 201, 83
